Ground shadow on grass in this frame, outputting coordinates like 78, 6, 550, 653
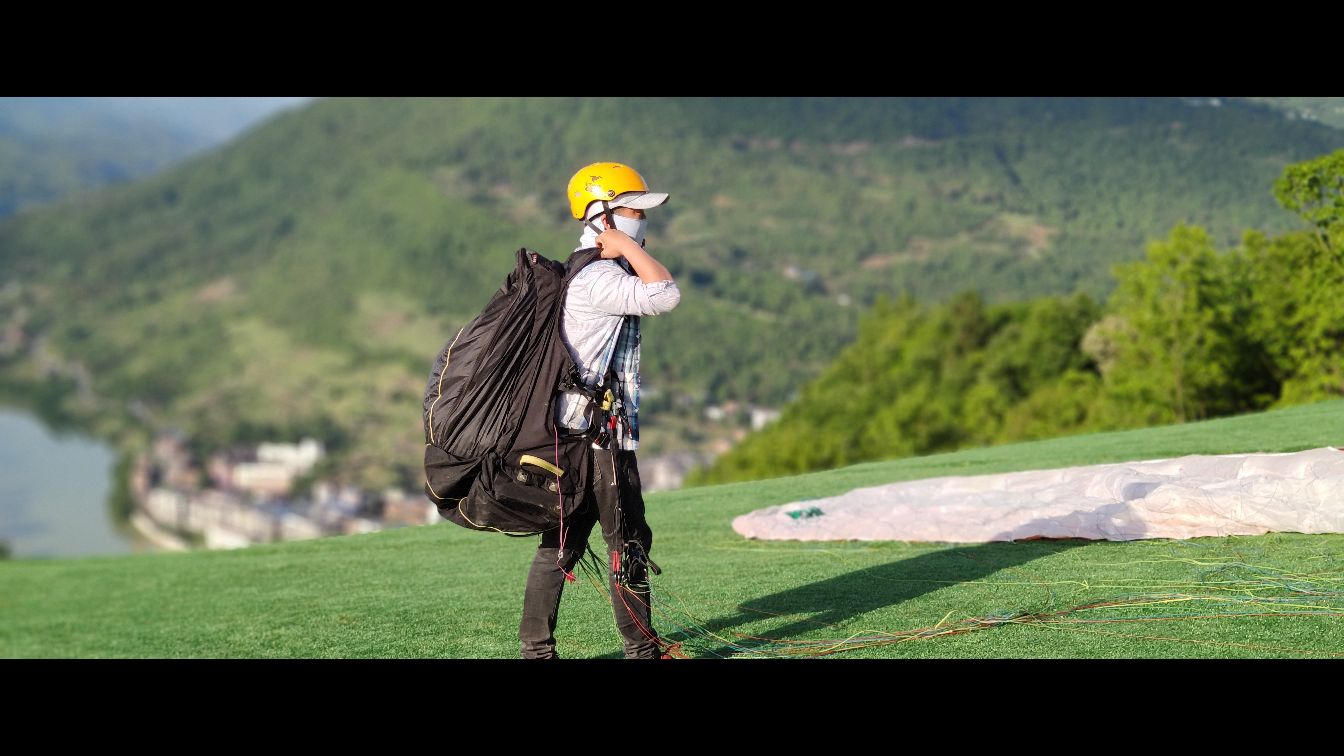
590, 505, 1170, 658
589, 538, 1090, 659
677, 502, 1179, 657
681, 537, 1089, 658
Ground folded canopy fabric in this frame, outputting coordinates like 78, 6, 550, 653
732, 447, 1344, 543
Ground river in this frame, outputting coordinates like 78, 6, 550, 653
0, 407, 156, 559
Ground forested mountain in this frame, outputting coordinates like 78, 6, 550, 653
695, 149, 1344, 484
2, 97, 1340, 489
0, 97, 310, 218
1244, 97, 1344, 129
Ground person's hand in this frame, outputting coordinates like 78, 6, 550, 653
596, 228, 634, 259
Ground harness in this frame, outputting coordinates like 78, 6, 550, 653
556, 360, 633, 450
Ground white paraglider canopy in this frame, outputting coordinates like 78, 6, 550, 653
732, 447, 1344, 543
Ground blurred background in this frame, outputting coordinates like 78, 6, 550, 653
2, 96, 1342, 560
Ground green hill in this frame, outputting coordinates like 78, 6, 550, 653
1243, 97, 1344, 130
0, 98, 212, 218
3, 399, 1342, 659
697, 178, 1344, 486
0, 97, 313, 219
2, 97, 1342, 489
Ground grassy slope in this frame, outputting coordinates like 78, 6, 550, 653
3, 399, 1343, 659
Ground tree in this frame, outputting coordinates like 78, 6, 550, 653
1273, 148, 1344, 259
1101, 225, 1247, 423
1244, 228, 1344, 402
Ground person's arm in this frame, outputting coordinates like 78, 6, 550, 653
577, 256, 681, 317
597, 229, 674, 284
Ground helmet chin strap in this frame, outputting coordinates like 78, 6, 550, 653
584, 200, 617, 239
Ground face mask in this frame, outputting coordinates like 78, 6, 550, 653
611, 213, 648, 247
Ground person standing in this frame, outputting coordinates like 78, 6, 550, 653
518, 162, 681, 659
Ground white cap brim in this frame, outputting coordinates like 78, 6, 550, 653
615, 191, 669, 210
585, 191, 670, 218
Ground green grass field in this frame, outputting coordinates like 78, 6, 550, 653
4, 400, 1344, 659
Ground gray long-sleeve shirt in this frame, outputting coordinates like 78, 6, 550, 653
556, 258, 681, 447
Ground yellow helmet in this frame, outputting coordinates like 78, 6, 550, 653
566, 162, 669, 220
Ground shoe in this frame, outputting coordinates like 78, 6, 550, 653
659, 641, 685, 660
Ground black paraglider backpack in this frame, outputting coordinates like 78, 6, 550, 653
422, 246, 608, 535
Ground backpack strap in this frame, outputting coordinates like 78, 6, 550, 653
563, 246, 604, 278
554, 247, 634, 447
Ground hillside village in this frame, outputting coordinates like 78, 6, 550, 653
130, 433, 432, 550
125, 409, 779, 551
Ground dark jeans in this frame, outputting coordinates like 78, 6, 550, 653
519, 448, 659, 659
